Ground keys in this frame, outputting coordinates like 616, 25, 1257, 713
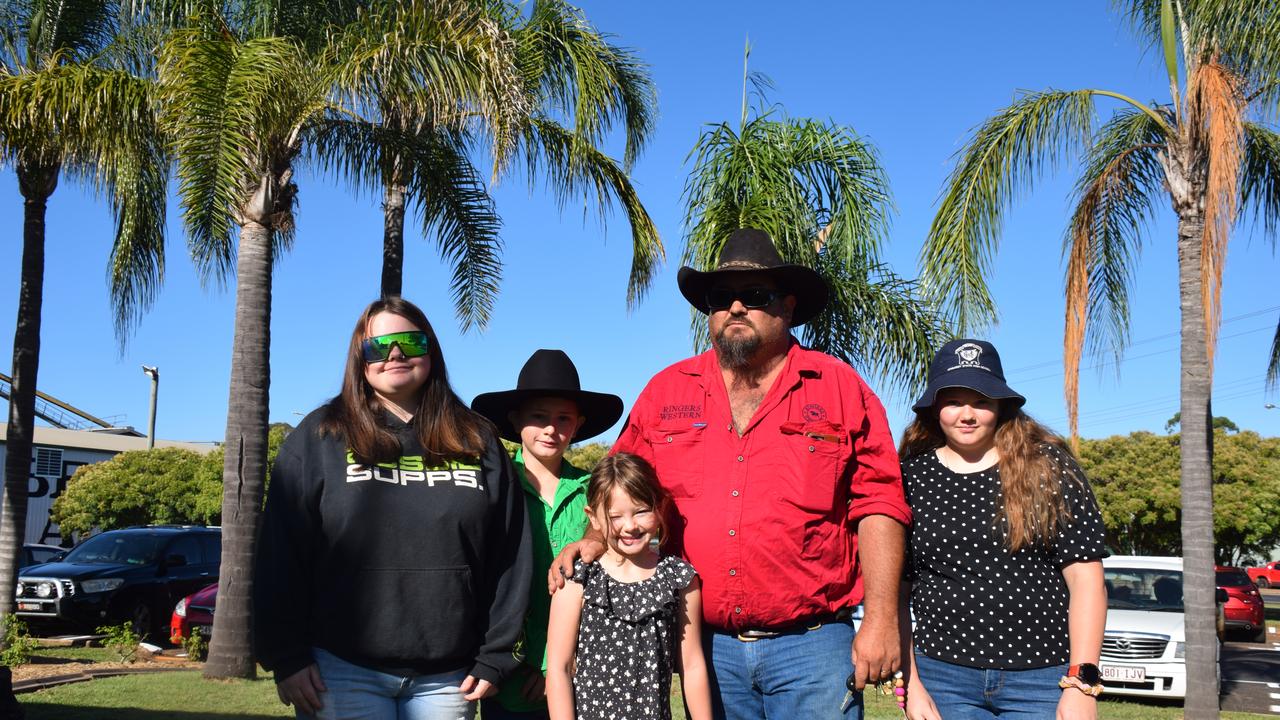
839, 672, 859, 713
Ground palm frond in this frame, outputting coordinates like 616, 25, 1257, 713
522, 117, 663, 307
330, 0, 526, 169
513, 0, 657, 170
1268, 313, 1280, 390
1187, 60, 1245, 371
1240, 121, 1280, 241
1062, 108, 1167, 441
25, 0, 121, 65
158, 23, 318, 283
923, 89, 1099, 332
800, 260, 951, 403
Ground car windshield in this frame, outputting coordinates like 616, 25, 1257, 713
1216, 570, 1252, 587
62, 533, 165, 566
1105, 568, 1184, 612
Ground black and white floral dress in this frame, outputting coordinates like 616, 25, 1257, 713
568, 555, 697, 720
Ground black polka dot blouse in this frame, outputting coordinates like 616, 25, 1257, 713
902, 444, 1107, 670
569, 555, 697, 720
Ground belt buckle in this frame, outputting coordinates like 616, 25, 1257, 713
735, 629, 780, 642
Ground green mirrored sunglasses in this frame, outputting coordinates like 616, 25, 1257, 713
361, 331, 430, 363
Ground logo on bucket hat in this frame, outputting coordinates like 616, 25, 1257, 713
948, 342, 992, 373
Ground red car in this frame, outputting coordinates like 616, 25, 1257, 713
1216, 566, 1267, 642
1247, 561, 1280, 589
170, 582, 217, 644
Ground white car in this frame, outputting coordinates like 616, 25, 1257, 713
1100, 555, 1221, 699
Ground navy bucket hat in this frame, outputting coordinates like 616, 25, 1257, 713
911, 339, 1026, 413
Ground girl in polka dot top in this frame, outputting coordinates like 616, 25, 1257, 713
896, 339, 1108, 720
544, 454, 712, 720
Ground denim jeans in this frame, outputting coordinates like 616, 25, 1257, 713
299, 648, 475, 720
702, 620, 859, 720
913, 653, 1067, 719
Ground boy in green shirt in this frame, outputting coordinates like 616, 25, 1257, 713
472, 349, 623, 719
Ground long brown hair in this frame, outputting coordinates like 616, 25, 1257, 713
587, 453, 671, 551
319, 297, 491, 464
899, 405, 1079, 552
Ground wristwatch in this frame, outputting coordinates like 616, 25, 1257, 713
1058, 663, 1104, 696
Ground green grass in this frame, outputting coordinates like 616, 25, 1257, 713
17, 666, 1277, 719
28, 646, 114, 664
20, 671, 290, 720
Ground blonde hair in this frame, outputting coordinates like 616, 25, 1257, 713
900, 405, 1078, 552
587, 453, 671, 551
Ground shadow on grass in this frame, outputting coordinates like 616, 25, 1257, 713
23, 710, 283, 720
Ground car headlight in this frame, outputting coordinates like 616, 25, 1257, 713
79, 578, 124, 594
1174, 642, 1186, 658
174, 597, 187, 618
34, 581, 56, 598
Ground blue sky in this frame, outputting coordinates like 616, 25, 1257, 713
2, 0, 1278, 445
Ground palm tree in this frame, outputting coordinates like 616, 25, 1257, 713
919, 1, 1280, 714
681, 54, 947, 399
317, 0, 661, 328
156, 0, 526, 678
0, 0, 167, 630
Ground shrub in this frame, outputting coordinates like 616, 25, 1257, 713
0, 616, 38, 667
183, 627, 208, 661
96, 622, 141, 663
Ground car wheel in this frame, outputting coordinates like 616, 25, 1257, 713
1250, 626, 1268, 643
129, 600, 158, 642
1258, 577, 1271, 589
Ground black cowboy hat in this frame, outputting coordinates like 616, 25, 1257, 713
471, 349, 624, 443
676, 228, 829, 327
911, 338, 1026, 413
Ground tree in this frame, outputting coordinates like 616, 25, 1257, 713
0, 0, 167, 634
681, 51, 947, 398
52, 424, 293, 535
919, 2, 1280, 712
51, 448, 218, 535
565, 442, 608, 472
156, 0, 524, 678
1079, 429, 1280, 564
1164, 412, 1239, 434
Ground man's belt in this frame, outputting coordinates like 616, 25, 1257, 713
732, 607, 854, 642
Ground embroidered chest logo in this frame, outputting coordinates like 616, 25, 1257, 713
947, 342, 992, 372
345, 450, 484, 490
802, 403, 828, 421
659, 403, 702, 421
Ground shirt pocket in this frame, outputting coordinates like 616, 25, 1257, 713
644, 424, 705, 498
777, 420, 846, 513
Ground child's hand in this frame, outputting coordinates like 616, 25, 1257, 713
519, 666, 547, 702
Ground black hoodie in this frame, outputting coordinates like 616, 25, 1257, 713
253, 408, 531, 685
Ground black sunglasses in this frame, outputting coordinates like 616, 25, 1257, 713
705, 287, 781, 311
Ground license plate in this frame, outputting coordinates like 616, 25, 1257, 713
1101, 665, 1146, 682
16, 602, 41, 611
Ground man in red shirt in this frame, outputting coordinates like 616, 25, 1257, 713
552, 228, 910, 719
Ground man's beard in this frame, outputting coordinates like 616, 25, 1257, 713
714, 324, 761, 370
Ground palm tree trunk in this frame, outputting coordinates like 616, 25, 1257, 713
1, 162, 59, 633
203, 219, 273, 680
1175, 203, 1219, 718
381, 178, 407, 298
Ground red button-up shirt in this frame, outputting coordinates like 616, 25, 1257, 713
612, 341, 911, 630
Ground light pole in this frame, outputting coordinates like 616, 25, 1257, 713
142, 366, 159, 449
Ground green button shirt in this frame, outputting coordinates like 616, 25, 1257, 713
493, 448, 591, 712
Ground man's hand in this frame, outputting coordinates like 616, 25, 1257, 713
276, 664, 326, 715
460, 675, 496, 701
546, 537, 605, 595
850, 612, 899, 691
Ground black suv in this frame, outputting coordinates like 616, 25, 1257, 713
15, 526, 220, 641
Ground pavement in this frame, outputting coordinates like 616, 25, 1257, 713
1219, 588, 1280, 716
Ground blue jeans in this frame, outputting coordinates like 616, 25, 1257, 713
913, 653, 1066, 719
299, 648, 475, 720
703, 620, 860, 720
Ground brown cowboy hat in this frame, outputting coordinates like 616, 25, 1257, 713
676, 228, 828, 327
471, 349, 624, 443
